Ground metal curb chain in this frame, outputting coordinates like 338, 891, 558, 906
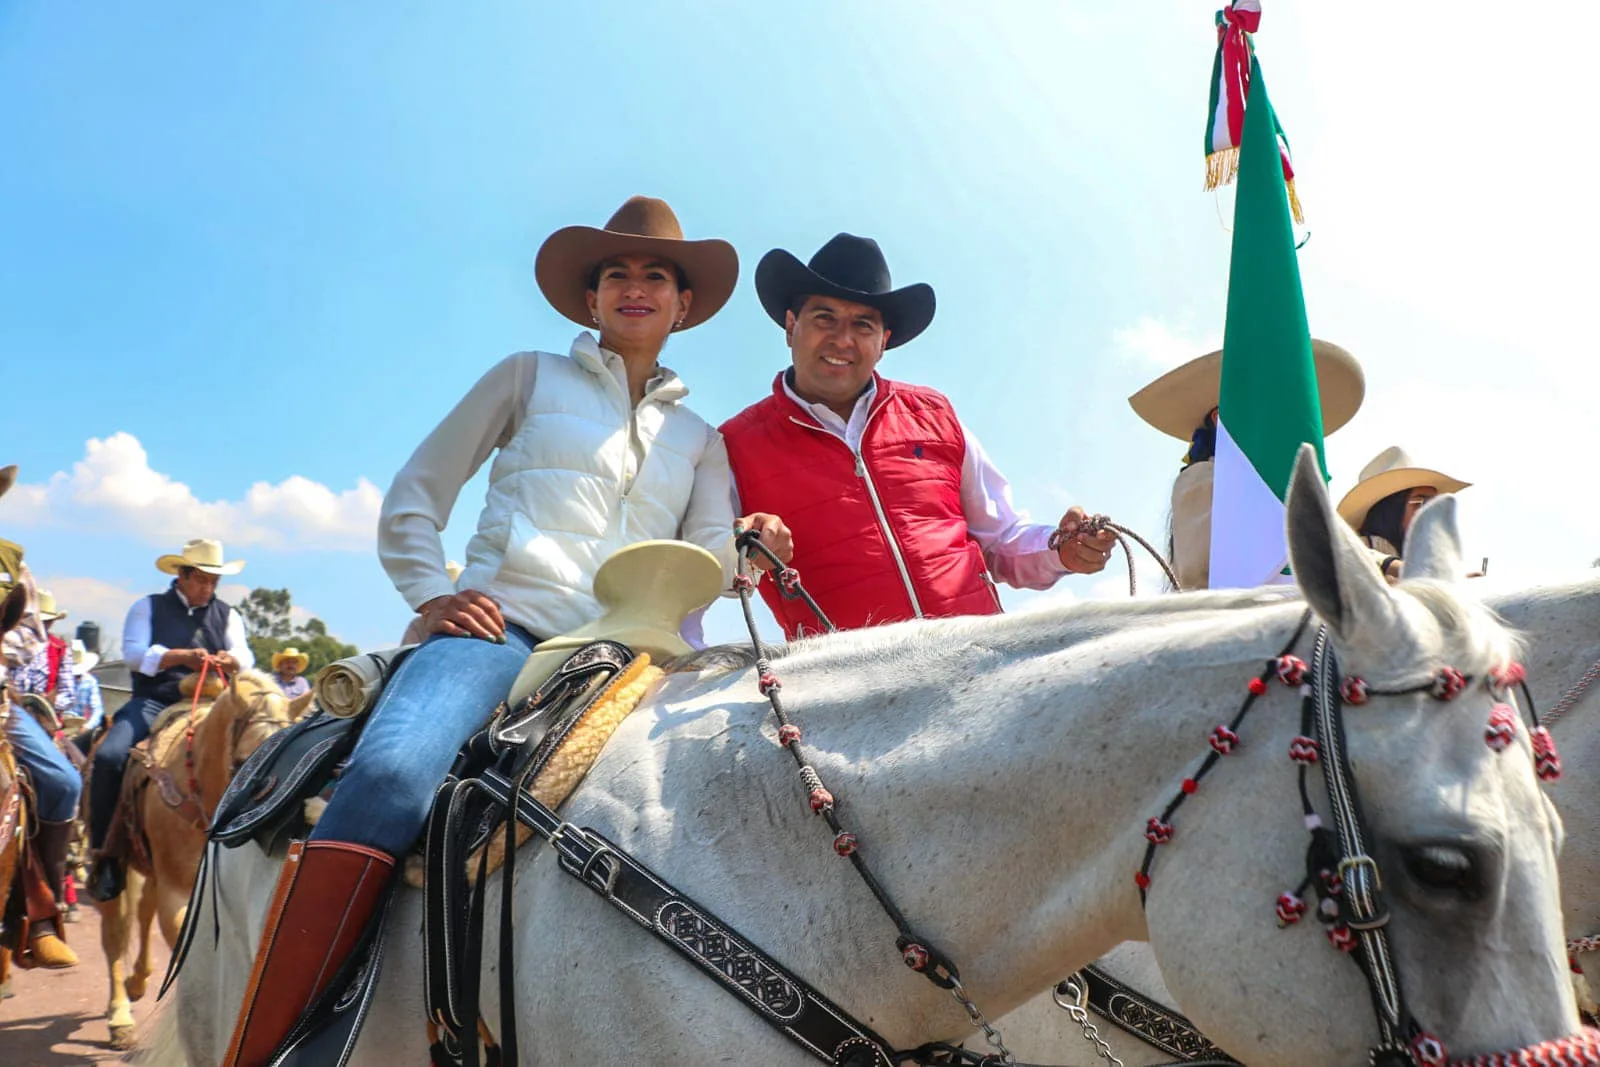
1052, 974, 1125, 1066
949, 976, 1017, 1065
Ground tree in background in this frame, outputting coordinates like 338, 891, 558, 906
239, 587, 357, 677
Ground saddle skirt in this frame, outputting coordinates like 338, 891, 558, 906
103, 696, 217, 871
403, 648, 661, 888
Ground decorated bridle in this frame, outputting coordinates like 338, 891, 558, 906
1135, 608, 1596, 1067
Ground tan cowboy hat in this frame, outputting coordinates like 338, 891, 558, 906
37, 589, 66, 622
71, 638, 99, 675
0, 465, 15, 500
1128, 340, 1366, 442
1337, 446, 1471, 529
156, 538, 246, 576
535, 196, 738, 332
272, 646, 310, 672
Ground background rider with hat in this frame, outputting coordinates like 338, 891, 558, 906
269, 646, 311, 699
0, 464, 83, 968
1127, 340, 1365, 591
720, 233, 1116, 638
88, 537, 253, 902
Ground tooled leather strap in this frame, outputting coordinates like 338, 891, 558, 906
476, 765, 896, 1065
1078, 965, 1241, 1064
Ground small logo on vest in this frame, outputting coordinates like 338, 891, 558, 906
913, 445, 924, 458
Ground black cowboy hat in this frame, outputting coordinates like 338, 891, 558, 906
755, 234, 935, 349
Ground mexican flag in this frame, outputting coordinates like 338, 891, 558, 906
1207, 54, 1326, 589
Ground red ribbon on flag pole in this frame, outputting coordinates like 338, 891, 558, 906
1205, 1, 1303, 222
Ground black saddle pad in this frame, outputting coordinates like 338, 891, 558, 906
211, 710, 363, 851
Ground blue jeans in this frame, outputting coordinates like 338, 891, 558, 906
89, 695, 165, 848
7, 709, 81, 822
311, 626, 537, 854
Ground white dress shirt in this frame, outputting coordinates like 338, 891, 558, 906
755, 376, 1069, 590
122, 588, 255, 676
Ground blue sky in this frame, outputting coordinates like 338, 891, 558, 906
4, 3, 1595, 652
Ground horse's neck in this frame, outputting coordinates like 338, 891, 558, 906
1491, 578, 1600, 943
650, 601, 1308, 1023
188, 695, 240, 809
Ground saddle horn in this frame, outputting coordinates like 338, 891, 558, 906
508, 540, 725, 707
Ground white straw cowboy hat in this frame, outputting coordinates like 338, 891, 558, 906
156, 538, 246, 577
1337, 446, 1471, 529
71, 638, 99, 675
272, 646, 310, 672
1128, 340, 1366, 441
535, 196, 739, 332
37, 589, 66, 622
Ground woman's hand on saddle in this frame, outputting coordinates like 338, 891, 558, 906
418, 589, 507, 642
736, 513, 793, 572
1055, 507, 1118, 575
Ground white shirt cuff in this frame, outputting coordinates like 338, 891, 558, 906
139, 645, 169, 676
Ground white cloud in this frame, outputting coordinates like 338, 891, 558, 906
29, 574, 140, 655
1, 433, 381, 552
1112, 318, 1221, 372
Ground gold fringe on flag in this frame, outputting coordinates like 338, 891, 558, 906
1206, 146, 1305, 224
1285, 178, 1304, 224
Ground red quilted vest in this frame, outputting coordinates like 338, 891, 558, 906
721, 374, 1001, 638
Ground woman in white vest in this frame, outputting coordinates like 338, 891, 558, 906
223, 197, 764, 1066
1127, 340, 1365, 591
1337, 446, 1471, 584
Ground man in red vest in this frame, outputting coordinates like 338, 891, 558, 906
721, 234, 1115, 638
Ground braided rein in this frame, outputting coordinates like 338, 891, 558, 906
1047, 516, 1181, 597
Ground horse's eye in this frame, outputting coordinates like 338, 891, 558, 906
1401, 844, 1483, 900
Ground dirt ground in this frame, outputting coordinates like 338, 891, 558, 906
0, 904, 170, 1066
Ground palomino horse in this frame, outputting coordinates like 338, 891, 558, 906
158, 452, 1587, 1065
96, 670, 305, 1049
991, 574, 1600, 1063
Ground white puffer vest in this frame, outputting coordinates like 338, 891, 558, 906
457, 335, 715, 638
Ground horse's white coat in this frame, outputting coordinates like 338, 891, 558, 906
162, 455, 1582, 1065
999, 556, 1600, 1064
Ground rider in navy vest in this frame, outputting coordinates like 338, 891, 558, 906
88, 539, 254, 902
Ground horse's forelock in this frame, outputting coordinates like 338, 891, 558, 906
1397, 580, 1524, 677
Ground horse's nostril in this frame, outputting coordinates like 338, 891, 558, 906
1402, 844, 1484, 900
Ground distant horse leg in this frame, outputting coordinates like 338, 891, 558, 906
126, 869, 159, 1002
100, 871, 138, 1050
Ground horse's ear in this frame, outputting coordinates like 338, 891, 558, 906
1285, 444, 1397, 642
0, 585, 25, 636
1400, 494, 1462, 583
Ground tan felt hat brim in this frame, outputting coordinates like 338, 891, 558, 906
0, 465, 16, 500
1128, 340, 1366, 441
1336, 469, 1472, 529
156, 556, 246, 576
535, 228, 738, 331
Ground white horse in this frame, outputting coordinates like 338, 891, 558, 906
159, 450, 1584, 1065
995, 574, 1600, 1064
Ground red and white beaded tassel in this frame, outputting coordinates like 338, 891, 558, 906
1484, 704, 1518, 752
1431, 667, 1467, 701
1341, 676, 1369, 705
1409, 1032, 1447, 1067
1532, 726, 1563, 781
1274, 891, 1306, 927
